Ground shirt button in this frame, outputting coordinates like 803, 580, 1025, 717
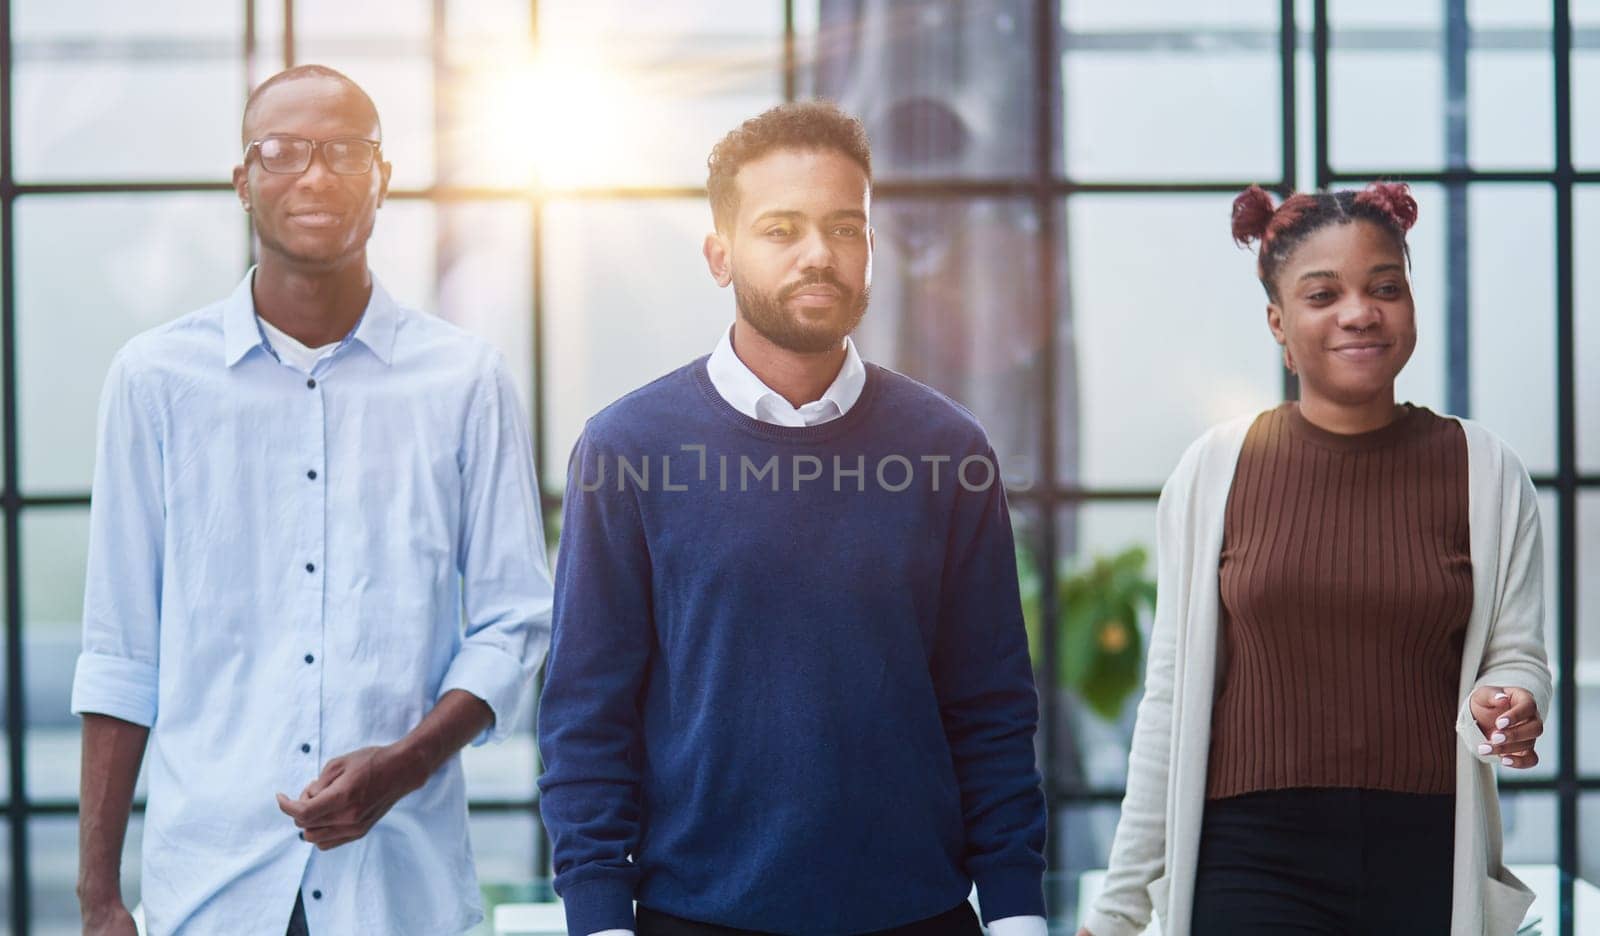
305, 563, 315, 573
312, 890, 323, 900
305, 653, 314, 664
300, 743, 311, 753
307, 469, 318, 480
306, 378, 317, 389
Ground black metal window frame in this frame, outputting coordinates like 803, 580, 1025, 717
0, 0, 1593, 933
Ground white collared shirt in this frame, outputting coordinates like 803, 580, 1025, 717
704, 324, 866, 425
73, 269, 554, 936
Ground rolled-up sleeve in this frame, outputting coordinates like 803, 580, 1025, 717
439, 352, 554, 744
71, 350, 164, 727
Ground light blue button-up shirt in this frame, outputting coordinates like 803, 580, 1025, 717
70, 270, 554, 936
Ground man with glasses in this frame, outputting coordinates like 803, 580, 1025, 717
72, 65, 552, 936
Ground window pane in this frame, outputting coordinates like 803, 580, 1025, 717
1061, 48, 1281, 182
1581, 492, 1600, 775
1327, 0, 1441, 28
470, 811, 537, 888
295, 0, 432, 41
1050, 803, 1125, 929
1468, 49, 1553, 170
14, 57, 243, 183
367, 199, 536, 412
30, 816, 142, 936
21, 507, 150, 803
461, 705, 535, 802
447, 0, 532, 40
1044, 503, 1158, 796
1064, 0, 1277, 29
854, 199, 1044, 484
1329, 48, 1443, 169
802, 0, 1038, 181
21, 509, 150, 803
1331, 18, 1553, 172
1574, 53, 1600, 169
447, 0, 782, 190
1583, 793, 1600, 901
1501, 792, 1558, 866
1468, 185, 1555, 476
1575, 186, 1600, 472
1496, 793, 1559, 934
1061, 194, 1281, 489
16, 194, 247, 494
14, 0, 240, 39
14, 1, 242, 182
540, 198, 730, 486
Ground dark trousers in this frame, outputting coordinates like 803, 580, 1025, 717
636, 900, 982, 936
286, 891, 309, 936
1191, 788, 1455, 935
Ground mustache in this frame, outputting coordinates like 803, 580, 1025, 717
777, 272, 849, 301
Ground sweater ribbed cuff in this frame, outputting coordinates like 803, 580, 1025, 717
973, 865, 1046, 923
558, 876, 635, 936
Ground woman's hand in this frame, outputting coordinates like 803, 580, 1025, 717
1469, 685, 1543, 768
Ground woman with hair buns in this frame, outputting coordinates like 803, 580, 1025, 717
1077, 183, 1551, 936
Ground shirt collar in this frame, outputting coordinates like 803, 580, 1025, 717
222, 266, 401, 368
706, 324, 866, 420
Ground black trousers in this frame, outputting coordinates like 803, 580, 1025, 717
636, 900, 982, 936
1191, 788, 1455, 935
286, 891, 309, 936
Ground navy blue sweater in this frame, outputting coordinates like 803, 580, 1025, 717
537, 358, 1045, 936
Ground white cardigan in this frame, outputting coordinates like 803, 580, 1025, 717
1083, 413, 1553, 936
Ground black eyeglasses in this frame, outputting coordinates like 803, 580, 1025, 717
244, 136, 383, 175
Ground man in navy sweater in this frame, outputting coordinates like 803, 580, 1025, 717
538, 101, 1047, 936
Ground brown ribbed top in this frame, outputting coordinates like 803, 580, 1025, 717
1206, 402, 1471, 799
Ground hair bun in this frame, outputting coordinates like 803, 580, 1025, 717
1231, 185, 1277, 247
1355, 181, 1419, 232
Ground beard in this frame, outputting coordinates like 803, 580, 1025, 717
733, 270, 870, 354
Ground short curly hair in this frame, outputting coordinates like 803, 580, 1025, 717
707, 100, 872, 232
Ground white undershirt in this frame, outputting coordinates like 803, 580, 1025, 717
584, 329, 1047, 936
256, 315, 341, 374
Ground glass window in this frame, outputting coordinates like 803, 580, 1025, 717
14, 59, 243, 184
21, 510, 107, 803
801, 1, 1039, 181
1583, 792, 1600, 893
856, 199, 1045, 484
1580, 492, 1600, 775
448, 0, 784, 190
1051, 802, 1129, 929
1575, 186, 1600, 473
1049, 502, 1158, 794
1060, 194, 1281, 489
1062, 49, 1281, 183
1468, 185, 1556, 476
365, 199, 536, 410
30, 816, 143, 936
1065, 0, 1277, 30
540, 198, 731, 485
294, 0, 432, 42
13, 1, 243, 183
15, 193, 247, 495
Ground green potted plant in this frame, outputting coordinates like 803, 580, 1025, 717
1018, 543, 1156, 722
